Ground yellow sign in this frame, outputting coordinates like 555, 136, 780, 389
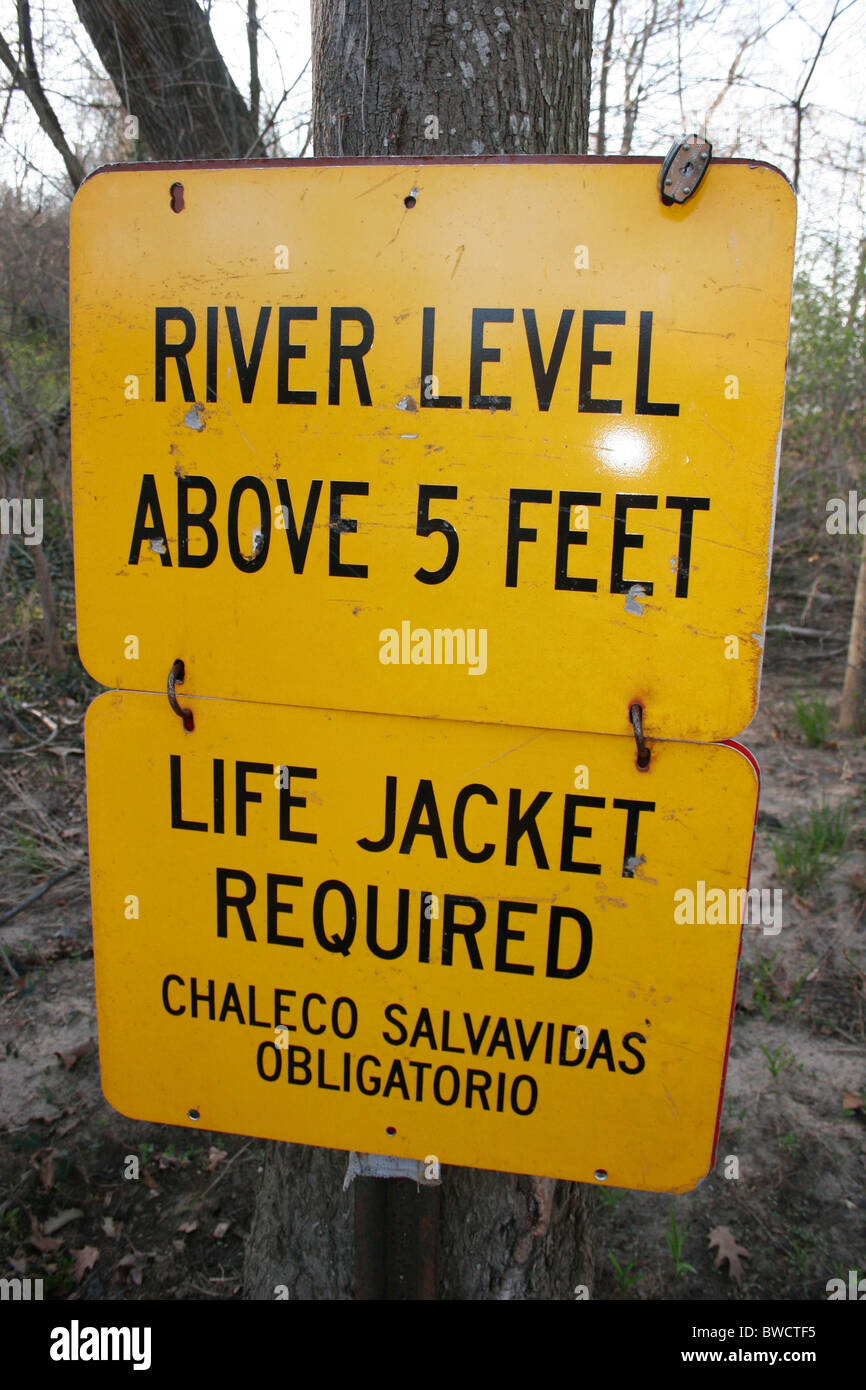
86, 690, 759, 1191
71, 159, 795, 739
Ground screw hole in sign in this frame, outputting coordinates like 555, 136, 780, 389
170, 182, 185, 213
594, 1168, 608, 1182
188, 1108, 200, 1121
404, 193, 416, 209
386, 1126, 397, 1136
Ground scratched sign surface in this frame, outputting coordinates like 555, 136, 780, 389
70, 159, 795, 739
87, 691, 759, 1191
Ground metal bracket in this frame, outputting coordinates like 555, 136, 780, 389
659, 134, 712, 206
168, 659, 194, 732
629, 702, 651, 770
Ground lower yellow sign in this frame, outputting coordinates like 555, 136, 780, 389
86, 691, 758, 1191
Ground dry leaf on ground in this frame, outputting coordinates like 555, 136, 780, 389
708, 1225, 750, 1284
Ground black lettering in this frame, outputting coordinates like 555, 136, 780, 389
278, 766, 317, 843
635, 310, 679, 416
619, 1031, 647, 1074
469, 307, 513, 410
178, 475, 218, 568
587, 1028, 616, 1071
610, 493, 658, 594
366, 885, 409, 960
162, 974, 185, 1015
328, 308, 374, 405
155, 307, 196, 402
465, 1068, 492, 1109
560, 793, 604, 874
665, 495, 711, 598
510, 1075, 537, 1115
420, 307, 462, 408
612, 797, 656, 877
399, 779, 447, 857
216, 868, 257, 941
505, 787, 551, 868
277, 307, 317, 404
235, 761, 272, 836
312, 879, 356, 955
275, 478, 322, 573
495, 900, 535, 975
228, 476, 271, 573
358, 775, 397, 853
225, 305, 271, 403
523, 308, 574, 411
433, 1064, 460, 1105
441, 895, 485, 969
579, 309, 625, 413
170, 754, 207, 831
266, 873, 303, 947
505, 488, 552, 587
546, 906, 592, 979
556, 491, 600, 592
128, 474, 171, 566
329, 481, 368, 578
453, 783, 496, 863
382, 1002, 408, 1046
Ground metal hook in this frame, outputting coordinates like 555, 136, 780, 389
629, 702, 650, 770
168, 659, 194, 731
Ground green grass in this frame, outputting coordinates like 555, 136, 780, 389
608, 1253, 643, 1292
792, 692, 831, 747
773, 801, 852, 893
666, 1207, 696, 1279
759, 1043, 796, 1077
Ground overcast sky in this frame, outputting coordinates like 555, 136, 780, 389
0, 0, 862, 268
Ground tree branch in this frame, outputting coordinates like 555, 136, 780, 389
0, 2, 85, 190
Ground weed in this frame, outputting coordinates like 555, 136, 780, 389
600, 1188, 625, 1215
608, 1253, 643, 1291
759, 1043, 796, 1077
793, 692, 830, 747
773, 801, 852, 893
666, 1207, 696, 1278
12, 828, 49, 877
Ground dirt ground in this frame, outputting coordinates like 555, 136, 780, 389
1, 656, 864, 1301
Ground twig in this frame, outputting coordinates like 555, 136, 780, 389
197, 1141, 253, 1201
0, 862, 84, 929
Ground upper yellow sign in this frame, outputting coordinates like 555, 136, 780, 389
86, 691, 759, 1192
70, 159, 795, 739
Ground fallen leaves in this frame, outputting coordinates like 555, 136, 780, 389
53, 1037, 97, 1071
42, 1208, 83, 1236
708, 1225, 750, 1284
71, 1245, 99, 1283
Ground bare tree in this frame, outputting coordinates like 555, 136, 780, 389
70, 0, 265, 159
0, 1, 85, 188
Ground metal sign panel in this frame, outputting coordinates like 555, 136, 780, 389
70, 158, 795, 741
86, 690, 758, 1191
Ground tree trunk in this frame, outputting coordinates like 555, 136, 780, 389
310, 0, 592, 157
72, 0, 264, 159
839, 530, 866, 733
245, 0, 597, 1301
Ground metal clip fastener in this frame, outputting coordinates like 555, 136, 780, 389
659, 134, 712, 205
168, 659, 194, 731
629, 702, 651, 770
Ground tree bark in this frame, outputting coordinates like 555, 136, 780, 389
72, 0, 264, 159
839, 530, 866, 733
246, 0, 597, 1302
310, 0, 592, 157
